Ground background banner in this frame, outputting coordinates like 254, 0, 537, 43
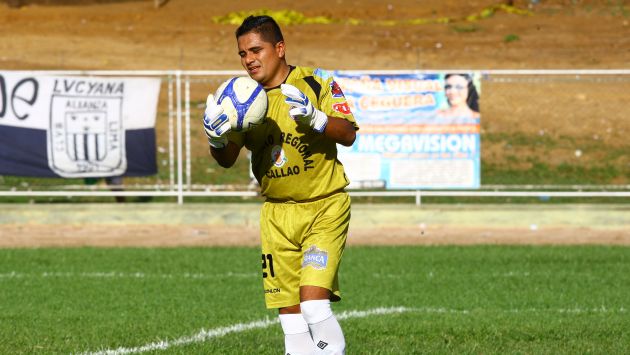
334, 71, 481, 189
0, 72, 160, 178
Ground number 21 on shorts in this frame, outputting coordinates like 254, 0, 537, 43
262, 253, 275, 278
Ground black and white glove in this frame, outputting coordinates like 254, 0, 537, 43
202, 94, 231, 149
281, 83, 328, 133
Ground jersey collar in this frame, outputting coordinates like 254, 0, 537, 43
265, 65, 295, 92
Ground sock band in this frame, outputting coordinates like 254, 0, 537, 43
300, 299, 333, 325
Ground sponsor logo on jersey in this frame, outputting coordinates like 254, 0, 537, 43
332, 102, 352, 115
264, 288, 281, 294
302, 245, 329, 270
330, 81, 345, 98
271, 145, 287, 168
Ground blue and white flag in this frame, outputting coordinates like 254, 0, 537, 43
0, 72, 160, 178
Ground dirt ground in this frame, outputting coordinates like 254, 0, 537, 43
2, 223, 630, 247
1, 202, 629, 247
1, 0, 629, 70
1, 0, 629, 247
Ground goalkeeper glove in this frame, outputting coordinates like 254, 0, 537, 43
202, 93, 231, 149
281, 83, 328, 133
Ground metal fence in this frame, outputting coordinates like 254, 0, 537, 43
1, 69, 629, 204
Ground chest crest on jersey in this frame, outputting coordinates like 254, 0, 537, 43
271, 145, 288, 168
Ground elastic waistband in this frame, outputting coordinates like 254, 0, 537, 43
265, 189, 346, 204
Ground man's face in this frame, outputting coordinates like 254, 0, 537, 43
237, 31, 284, 88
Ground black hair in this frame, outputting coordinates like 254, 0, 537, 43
235, 15, 284, 44
445, 73, 480, 112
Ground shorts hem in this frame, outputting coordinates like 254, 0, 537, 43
265, 301, 300, 310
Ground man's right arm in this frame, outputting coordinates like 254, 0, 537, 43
210, 141, 241, 168
203, 93, 242, 168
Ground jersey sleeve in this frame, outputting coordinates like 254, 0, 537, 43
226, 130, 245, 148
314, 69, 359, 131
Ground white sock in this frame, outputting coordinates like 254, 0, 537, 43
301, 300, 346, 354
279, 313, 317, 355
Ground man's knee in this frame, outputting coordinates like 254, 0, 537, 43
300, 285, 331, 302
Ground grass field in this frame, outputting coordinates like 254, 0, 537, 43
1, 246, 629, 354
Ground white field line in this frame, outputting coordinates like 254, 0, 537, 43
79, 307, 411, 355
78, 305, 628, 355
0, 271, 257, 279
372, 271, 533, 279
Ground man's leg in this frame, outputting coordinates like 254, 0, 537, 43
297, 193, 350, 354
279, 304, 318, 355
300, 286, 345, 355
261, 201, 316, 354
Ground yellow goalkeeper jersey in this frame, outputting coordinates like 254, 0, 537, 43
230, 66, 358, 202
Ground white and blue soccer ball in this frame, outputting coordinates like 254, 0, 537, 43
214, 76, 267, 132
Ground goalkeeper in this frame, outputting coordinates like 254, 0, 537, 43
203, 15, 358, 355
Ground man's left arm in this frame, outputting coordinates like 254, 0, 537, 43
322, 116, 356, 147
281, 83, 356, 146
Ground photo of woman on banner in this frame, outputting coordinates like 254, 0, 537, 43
439, 73, 480, 123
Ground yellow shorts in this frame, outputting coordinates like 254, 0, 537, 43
260, 191, 351, 309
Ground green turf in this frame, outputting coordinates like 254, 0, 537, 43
0, 246, 629, 354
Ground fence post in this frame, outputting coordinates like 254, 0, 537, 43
185, 76, 191, 190
415, 190, 422, 206
168, 76, 175, 191
176, 70, 184, 204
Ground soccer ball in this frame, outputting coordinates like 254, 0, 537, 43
214, 76, 267, 132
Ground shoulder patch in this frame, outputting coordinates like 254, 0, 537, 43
330, 80, 345, 98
